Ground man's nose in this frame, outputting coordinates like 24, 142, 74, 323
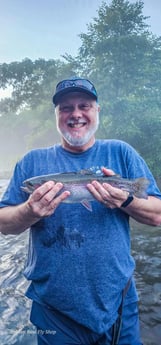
71, 106, 82, 117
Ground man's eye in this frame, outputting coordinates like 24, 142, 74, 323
80, 104, 90, 110
60, 106, 72, 112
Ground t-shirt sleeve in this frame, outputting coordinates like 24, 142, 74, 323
0, 158, 30, 207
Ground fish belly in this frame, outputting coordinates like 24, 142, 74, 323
62, 183, 94, 204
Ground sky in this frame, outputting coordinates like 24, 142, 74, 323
1, 0, 161, 64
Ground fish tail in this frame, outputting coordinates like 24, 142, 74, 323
133, 177, 150, 199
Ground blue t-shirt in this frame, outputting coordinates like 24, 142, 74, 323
1, 139, 161, 334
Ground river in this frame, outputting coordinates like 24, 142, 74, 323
0, 180, 161, 345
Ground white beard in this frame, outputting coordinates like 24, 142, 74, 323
57, 112, 99, 147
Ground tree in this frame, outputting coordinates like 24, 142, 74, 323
0, 58, 78, 115
0, 57, 79, 171
75, 0, 161, 176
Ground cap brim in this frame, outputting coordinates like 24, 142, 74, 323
53, 87, 97, 106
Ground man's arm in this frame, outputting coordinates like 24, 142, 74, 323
0, 181, 70, 235
120, 195, 161, 226
87, 168, 161, 226
0, 203, 40, 235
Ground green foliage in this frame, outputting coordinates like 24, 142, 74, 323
77, 0, 161, 177
0, 58, 78, 114
0, 57, 79, 171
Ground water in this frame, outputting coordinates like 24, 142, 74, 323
0, 180, 37, 344
0, 180, 161, 344
131, 222, 161, 344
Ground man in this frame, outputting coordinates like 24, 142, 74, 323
0, 76, 161, 345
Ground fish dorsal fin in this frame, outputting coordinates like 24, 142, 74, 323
55, 171, 93, 177
79, 169, 95, 176
58, 172, 77, 176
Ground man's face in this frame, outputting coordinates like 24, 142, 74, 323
55, 92, 100, 152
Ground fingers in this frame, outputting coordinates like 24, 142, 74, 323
87, 181, 129, 208
27, 181, 70, 217
101, 167, 115, 176
32, 181, 63, 202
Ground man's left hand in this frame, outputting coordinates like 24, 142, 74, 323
87, 167, 129, 208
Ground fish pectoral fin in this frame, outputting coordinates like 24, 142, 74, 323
81, 200, 92, 212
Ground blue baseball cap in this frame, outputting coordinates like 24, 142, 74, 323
53, 76, 98, 106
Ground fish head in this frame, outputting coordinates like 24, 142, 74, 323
21, 181, 42, 194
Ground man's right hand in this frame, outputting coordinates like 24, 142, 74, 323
0, 182, 70, 235
27, 181, 70, 218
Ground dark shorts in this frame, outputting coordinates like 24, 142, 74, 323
30, 300, 143, 345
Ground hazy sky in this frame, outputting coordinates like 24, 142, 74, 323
1, 0, 161, 64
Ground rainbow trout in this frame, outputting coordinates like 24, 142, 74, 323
21, 169, 150, 211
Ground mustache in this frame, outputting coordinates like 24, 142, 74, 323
67, 119, 87, 125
